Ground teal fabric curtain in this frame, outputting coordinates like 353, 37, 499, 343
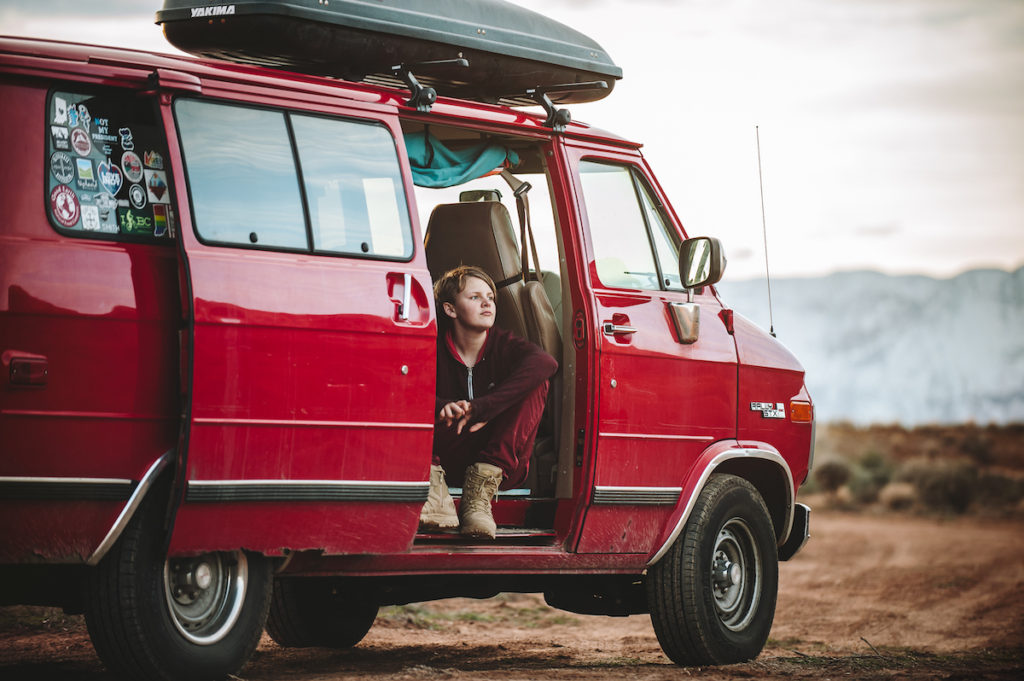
405, 130, 518, 188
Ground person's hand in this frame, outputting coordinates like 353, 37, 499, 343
438, 400, 487, 435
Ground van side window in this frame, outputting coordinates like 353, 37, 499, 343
175, 100, 306, 249
45, 90, 175, 239
578, 161, 681, 290
291, 114, 412, 258
175, 100, 412, 258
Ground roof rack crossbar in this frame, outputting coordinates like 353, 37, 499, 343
391, 58, 470, 112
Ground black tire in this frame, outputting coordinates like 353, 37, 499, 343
266, 577, 378, 648
647, 473, 779, 666
84, 495, 273, 681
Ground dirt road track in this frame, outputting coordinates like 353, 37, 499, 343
2, 511, 1023, 680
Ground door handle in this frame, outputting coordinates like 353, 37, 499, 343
602, 322, 637, 335
398, 272, 411, 321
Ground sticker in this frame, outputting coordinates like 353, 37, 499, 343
81, 204, 101, 231
50, 151, 75, 184
144, 150, 164, 169
51, 125, 70, 151
71, 128, 92, 156
75, 158, 97, 191
145, 169, 169, 203
119, 127, 135, 151
122, 151, 144, 183
128, 183, 147, 209
93, 193, 119, 232
152, 204, 168, 237
50, 184, 80, 228
98, 160, 123, 196
68, 105, 79, 129
117, 207, 153, 235
53, 96, 68, 125
76, 104, 91, 132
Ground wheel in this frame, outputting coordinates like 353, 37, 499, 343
266, 577, 378, 648
647, 474, 778, 666
84, 494, 273, 681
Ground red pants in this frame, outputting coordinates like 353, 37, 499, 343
432, 382, 548, 490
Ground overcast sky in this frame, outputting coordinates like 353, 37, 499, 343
3, 0, 1021, 280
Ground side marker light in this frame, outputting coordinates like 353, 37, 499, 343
790, 401, 813, 423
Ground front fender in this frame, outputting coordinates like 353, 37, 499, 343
646, 440, 795, 566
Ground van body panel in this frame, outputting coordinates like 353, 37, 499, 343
733, 313, 813, 488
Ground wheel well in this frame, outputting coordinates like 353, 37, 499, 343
713, 458, 790, 544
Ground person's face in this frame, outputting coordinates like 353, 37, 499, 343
444, 276, 495, 332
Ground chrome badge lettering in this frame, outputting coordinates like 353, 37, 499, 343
191, 5, 236, 18
750, 402, 785, 419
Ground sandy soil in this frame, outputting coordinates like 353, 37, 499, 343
2, 510, 1023, 680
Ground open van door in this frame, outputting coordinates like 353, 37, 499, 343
567, 150, 739, 555
164, 94, 435, 556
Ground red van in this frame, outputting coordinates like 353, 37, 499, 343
0, 4, 813, 679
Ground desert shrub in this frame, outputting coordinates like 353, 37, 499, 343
878, 482, 917, 511
814, 460, 851, 493
959, 432, 992, 465
859, 449, 893, 486
847, 449, 894, 504
847, 467, 882, 504
898, 458, 978, 514
973, 472, 1024, 509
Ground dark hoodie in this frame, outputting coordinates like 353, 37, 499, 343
435, 326, 557, 424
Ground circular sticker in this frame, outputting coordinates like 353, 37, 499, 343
71, 128, 91, 156
50, 151, 75, 184
128, 183, 147, 209
50, 184, 81, 227
122, 150, 144, 183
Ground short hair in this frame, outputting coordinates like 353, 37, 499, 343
434, 265, 497, 308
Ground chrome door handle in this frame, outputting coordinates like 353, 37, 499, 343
398, 272, 411, 321
602, 322, 637, 335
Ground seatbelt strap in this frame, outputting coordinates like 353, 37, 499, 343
502, 169, 544, 285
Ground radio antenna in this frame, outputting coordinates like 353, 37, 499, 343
755, 125, 776, 337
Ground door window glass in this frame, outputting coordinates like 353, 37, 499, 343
45, 90, 175, 239
290, 115, 412, 258
578, 161, 661, 290
637, 182, 682, 289
176, 100, 306, 249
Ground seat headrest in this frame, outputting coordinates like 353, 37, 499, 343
424, 202, 521, 286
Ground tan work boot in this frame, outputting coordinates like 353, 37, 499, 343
419, 464, 459, 531
459, 462, 503, 539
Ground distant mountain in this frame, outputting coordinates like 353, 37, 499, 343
715, 267, 1024, 425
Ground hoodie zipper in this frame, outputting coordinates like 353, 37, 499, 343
466, 366, 474, 400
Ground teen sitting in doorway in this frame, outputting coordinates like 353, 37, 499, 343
421, 265, 557, 538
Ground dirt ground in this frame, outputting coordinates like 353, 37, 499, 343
2, 510, 1023, 681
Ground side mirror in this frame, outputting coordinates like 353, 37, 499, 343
679, 237, 726, 290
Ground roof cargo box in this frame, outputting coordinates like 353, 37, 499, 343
156, 0, 622, 105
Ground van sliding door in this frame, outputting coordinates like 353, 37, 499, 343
166, 98, 435, 556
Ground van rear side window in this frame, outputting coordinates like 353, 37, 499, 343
45, 90, 175, 239
175, 99, 413, 259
